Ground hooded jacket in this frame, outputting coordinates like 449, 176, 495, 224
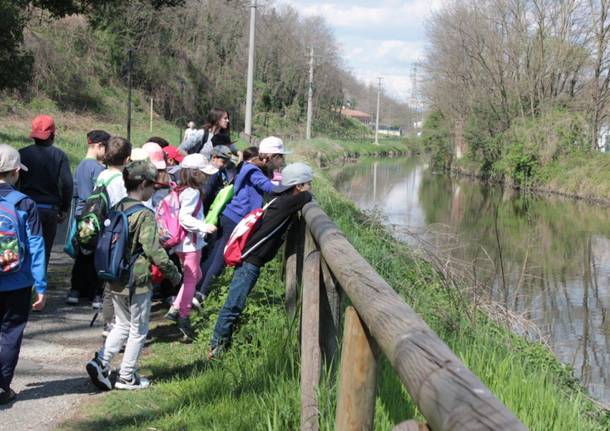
0, 184, 47, 294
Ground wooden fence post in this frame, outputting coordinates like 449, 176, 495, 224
393, 421, 430, 431
319, 257, 341, 364
335, 306, 377, 431
301, 250, 321, 431
284, 215, 304, 317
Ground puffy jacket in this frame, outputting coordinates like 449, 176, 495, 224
0, 184, 47, 294
222, 163, 276, 224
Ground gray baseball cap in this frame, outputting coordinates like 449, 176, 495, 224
0, 144, 28, 172
274, 162, 313, 193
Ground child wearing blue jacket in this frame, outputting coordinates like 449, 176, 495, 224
0, 144, 47, 405
196, 137, 288, 302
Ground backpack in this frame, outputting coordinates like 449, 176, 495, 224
94, 204, 150, 298
155, 185, 202, 249
204, 184, 234, 226
224, 198, 289, 267
189, 129, 210, 155
76, 173, 122, 251
0, 191, 27, 274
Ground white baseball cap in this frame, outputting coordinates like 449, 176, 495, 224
259, 136, 291, 155
0, 144, 28, 172
181, 153, 219, 175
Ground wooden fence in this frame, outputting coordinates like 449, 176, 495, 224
283, 202, 527, 431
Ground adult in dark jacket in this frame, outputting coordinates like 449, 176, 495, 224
18, 115, 73, 270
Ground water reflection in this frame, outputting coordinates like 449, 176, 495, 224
332, 158, 610, 405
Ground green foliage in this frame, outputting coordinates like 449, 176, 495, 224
0, 0, 34, 91
421, 110, 452, 169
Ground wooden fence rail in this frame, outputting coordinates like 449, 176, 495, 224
283, 202, 527, 431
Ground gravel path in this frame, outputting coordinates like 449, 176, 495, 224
0, 250, 106, 431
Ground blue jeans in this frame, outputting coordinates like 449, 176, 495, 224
0, 287, 32, 391
211, 262, 260, 348
198, 215, 237, 296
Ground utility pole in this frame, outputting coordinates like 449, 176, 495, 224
306, 46, 314, 140
244, 0, 257, 137
374, 77, 383, 145
126, 48, 134, 142
179, 79, 185, 144
149, 98, 153, 132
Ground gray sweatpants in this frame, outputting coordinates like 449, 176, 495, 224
98, 290, 152, 380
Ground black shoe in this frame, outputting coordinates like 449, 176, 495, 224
164, 306, 178, 323
0, 388, 16, 405
178, 317, 195, 343
86, 355, 112, 391
66, 289, 79, 305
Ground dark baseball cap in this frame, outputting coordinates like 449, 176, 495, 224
212, 145, 232, 160
87, 130, 111, 145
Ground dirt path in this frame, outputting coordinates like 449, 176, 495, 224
0, 250, 106, 431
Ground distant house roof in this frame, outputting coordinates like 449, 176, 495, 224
341, 107, 371, 120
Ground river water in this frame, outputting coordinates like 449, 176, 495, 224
332, 157, 610, 405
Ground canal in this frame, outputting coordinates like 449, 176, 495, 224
332, 157, 610, 405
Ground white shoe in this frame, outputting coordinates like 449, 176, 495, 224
114, 374, 151, 390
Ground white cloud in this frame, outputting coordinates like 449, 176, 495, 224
280, 0, 440, 102
287, 0, 443, 29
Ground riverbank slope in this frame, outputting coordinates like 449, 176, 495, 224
54, 138, 609, 430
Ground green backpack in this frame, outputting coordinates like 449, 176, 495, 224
205, 184, 234, 226
75, 173, 122, 251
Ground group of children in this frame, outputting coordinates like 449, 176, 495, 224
0, 114, 314, 401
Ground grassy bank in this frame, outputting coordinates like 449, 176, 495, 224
58, 148, 608, 430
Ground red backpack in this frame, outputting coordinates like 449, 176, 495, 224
224, 198, 288, 267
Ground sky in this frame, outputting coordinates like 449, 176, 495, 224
281, 0, 443, 103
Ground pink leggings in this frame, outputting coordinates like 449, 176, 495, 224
173, 251, 202, 318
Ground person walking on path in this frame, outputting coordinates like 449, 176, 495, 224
96, 137, 131, 336
86, 160, 181, 391
67, 130, 109, 307
18, 115, 73, 272
208, 162, 313, 359
164, 154, 218, 341
0, 144, 47, 405
195, 136, 288, 303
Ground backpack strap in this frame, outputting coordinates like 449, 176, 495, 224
122, 203, 152, 218
3, 190, 28, 207
191, 129, 210, 154
96, 172, 122, 188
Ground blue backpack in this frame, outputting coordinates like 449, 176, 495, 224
94, 204, 151, 296
0, 191, 28, 274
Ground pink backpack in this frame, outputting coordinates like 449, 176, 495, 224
155, 185, 201, 249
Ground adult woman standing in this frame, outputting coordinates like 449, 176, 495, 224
179, 108, 232, 159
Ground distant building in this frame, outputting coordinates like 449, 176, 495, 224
598, 125, 610, 152
377, 125, 403, 137
341, 107, 372, 125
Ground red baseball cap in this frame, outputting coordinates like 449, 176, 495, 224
163, 145, 185, 163
29, 115, 56, 140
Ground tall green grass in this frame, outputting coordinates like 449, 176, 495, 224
59, 158, 609, 430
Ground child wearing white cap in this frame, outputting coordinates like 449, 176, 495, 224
165, 154, 218, 341
196, 136, 289, 303
208, 162, 313, 358
0, 144, 47, 405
